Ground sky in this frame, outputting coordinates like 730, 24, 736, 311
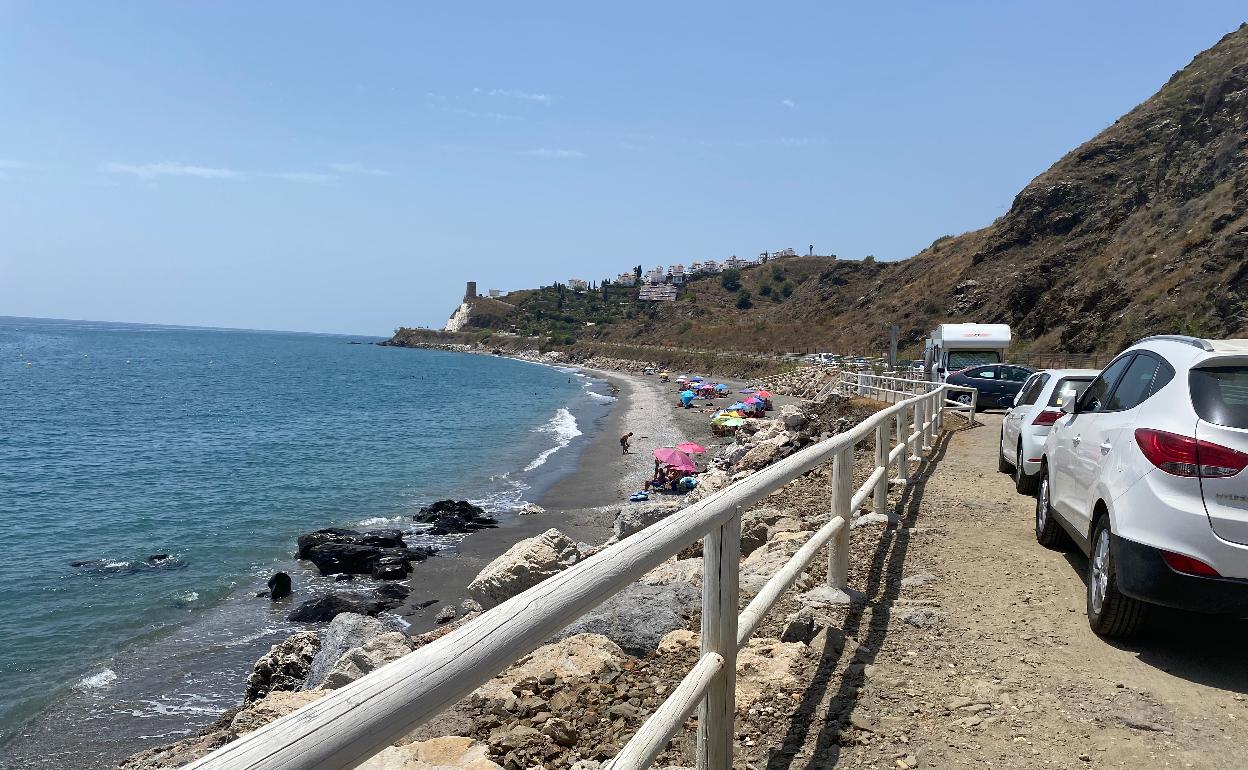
1, 3, 1244, 335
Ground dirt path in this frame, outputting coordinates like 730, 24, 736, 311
766, 413, 1248, 769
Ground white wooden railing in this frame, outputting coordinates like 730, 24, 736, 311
842, 371, 978, 426
186, 385, 960, 770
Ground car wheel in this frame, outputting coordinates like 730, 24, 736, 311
1014, 443, 1039, 494
1086, 515, 1147, 639
998, 430, 1012, 473
955, 393, 973, 406
1034, 468, 1070, 549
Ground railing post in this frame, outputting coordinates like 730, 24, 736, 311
698, 506, 740, 770
909, 401, 923, 462
874, 421, 890, 522
828, 448, 852, 589
921, 394, 933, 452
892, 409, 906, 485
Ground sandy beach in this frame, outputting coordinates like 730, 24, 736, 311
394, 365, 785, 634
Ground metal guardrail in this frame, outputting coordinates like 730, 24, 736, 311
186, 386, 957, 770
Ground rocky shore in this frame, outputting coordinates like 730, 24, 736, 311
121, 387, 888, 769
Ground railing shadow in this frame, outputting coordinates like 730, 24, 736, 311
765, 427, 957, 769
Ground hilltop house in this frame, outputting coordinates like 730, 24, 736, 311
615, 271, 637, 286
568, 278, 589, 291
644, 266, 665, 284
639, 283, 678, 301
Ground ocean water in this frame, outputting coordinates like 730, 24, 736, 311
0, 317, 613, 767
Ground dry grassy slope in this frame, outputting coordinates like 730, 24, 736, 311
598, 25, 1248, 355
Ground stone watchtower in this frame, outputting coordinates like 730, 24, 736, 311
464, 281, 477, 302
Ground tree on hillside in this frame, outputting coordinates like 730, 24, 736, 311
721, 268, 742, 291
736, 289, 752, 309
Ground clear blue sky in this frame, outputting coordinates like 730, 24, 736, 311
2, 3, 1243, 335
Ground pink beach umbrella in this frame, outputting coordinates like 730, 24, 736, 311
676, 442, 707, 454
653, 447, 696, 471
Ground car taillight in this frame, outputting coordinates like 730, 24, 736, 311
1032, 410, 1062, 426
1161, 550, 1221, 577
1134, 428, 1248, 478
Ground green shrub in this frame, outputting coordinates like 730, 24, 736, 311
736, 289, 753, 309
771, 264, 785, 282
721, 269, 742, 291
781, 280, 795, 297
759, 283, 773, 297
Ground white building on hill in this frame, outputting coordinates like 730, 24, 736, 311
639, 283, 678, 301
616, 271, 637, 285
724, 255, 749, 270
644, 266, 665, 284
702, 259, 720, 273
568, 278, 589, 291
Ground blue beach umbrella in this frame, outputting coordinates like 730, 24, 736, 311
680, 390, 697, 406
729, 402, 750, 411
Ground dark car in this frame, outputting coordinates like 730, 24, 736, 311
946, 363, 1035, 409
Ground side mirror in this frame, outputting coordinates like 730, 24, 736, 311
1010, 395, 1020, 408
1061, 399, 1077, 415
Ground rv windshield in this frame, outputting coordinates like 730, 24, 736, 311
946, 350, 1001, 370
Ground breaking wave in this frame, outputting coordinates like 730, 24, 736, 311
523, 408, 582, 471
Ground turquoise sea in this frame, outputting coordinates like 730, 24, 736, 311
0, 317, 613, 768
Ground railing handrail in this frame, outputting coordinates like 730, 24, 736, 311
187, 386, 956, 770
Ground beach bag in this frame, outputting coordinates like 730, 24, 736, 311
629, 491, 649, 502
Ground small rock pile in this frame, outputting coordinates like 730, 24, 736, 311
765, 366, 843, 399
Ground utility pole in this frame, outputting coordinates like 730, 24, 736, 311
888, 324, 899, 367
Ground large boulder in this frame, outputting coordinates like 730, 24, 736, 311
612, 500, 683, 540
474, 634, 627, 701
414, 500, 499, 535
685, 469, 730, 502
639, 556, 703, 588
739, 530, 814, 594
244, 631, 321, 702
735, 433, 792, 472
321, 631, 415, 690
304, 612, 390, 688
467, 529, 582, 608
554, 582, 699, 655
779, 404, 809, 429
288, 585, 410, 623
656, 631, 805, 712
230, 691, 325, 734
297, 528, 405, 558
357, 737, 502, 770
297, 528, 432, 579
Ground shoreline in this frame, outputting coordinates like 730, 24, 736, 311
0, 348, 627, 769
4, 342, 793, 769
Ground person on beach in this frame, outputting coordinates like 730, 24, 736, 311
620, 432, 633, 454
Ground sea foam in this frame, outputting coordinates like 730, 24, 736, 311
524, 407, 582, 471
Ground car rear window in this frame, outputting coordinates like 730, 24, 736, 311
1191, 366, 1248, 428
1048, 377, 1092, 407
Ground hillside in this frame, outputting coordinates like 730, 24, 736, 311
404, 24, 1248, 356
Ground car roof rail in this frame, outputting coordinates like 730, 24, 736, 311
1134, 334, 1214, 351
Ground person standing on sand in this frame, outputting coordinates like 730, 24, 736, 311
620, 432, 633, 454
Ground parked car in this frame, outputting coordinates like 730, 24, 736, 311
1036, 335, 1248, 638
945, 363, 1035, 409
999, 369, 1099, 493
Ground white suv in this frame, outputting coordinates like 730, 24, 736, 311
1036, 335, 1248, 638
999, 368, 1098, 494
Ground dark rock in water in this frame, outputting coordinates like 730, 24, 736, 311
370, 555, 410, 580
411, 598, 439, 611
414, 500, 498, 535
303, 543, 432, 579
373, 583, 411, 605
334, 574, 355, 582
147, 554, 171, 564
268, 572, 292, 601
296, 528, 405, 559
295, 528, 431, 579
288, 584, 412, 623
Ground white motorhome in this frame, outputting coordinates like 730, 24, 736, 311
923, 323, 1011, 381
